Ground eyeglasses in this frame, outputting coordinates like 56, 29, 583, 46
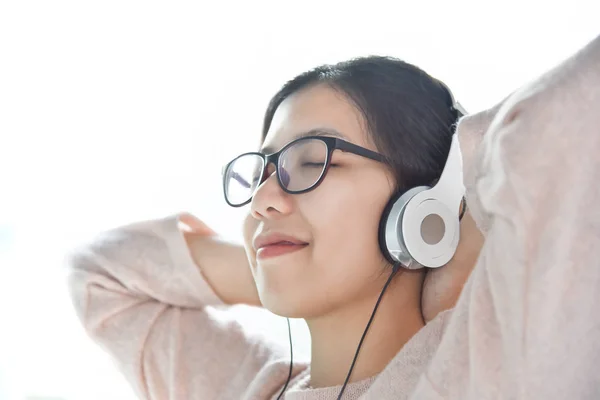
222, 135, 386, 207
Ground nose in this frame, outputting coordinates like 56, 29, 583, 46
250, 165, 294, 220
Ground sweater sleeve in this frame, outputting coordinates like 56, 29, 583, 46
66, 214, 293, 400
413, 34, 600, 399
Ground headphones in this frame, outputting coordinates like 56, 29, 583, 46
378, 84, 467, 270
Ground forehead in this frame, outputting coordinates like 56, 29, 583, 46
262, 84, 371, 153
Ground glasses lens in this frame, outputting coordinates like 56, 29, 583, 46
224, 154, 264, 205
279, 138, 328, 192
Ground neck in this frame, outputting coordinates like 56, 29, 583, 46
306, 269, 425, 388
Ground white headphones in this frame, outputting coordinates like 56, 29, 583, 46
379, 87, 466, 270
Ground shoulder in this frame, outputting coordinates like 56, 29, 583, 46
365, 309, 453, 397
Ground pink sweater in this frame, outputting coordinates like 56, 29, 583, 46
67, 34, 600, 399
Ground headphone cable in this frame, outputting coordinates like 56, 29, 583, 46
276, 263, 400, 400
337, 263, 400, 400
459, 197, 467, 221
276, 318, 294, 400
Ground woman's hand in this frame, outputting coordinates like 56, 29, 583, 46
420, 211, 484, 323
178, 213, 261, 306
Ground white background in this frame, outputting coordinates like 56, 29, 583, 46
0, 1, 598, 399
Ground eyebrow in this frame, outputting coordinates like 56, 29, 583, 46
261, 128, 348, 154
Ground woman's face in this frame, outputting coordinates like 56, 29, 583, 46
243, 84, 396, 318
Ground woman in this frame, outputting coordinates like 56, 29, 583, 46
68, 56, 480, 399
67, 35, 600, 400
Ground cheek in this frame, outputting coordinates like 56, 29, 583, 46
314, 203, 381, 256
305, 176, 392, 274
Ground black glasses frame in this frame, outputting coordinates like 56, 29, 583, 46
222, 135, 386, 207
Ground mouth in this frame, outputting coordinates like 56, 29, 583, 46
256, 241, 309, 260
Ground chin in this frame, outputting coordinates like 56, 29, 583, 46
262, 301, 305, 319
257, 281, 333, 319
259, 291, 307, 318
253, 259, 311, 317
259, 285, 349, 321
253, 254, 351, 319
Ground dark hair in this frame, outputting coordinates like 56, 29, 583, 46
261, 56, 460, 192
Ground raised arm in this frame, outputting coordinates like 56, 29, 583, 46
414, 34, 600, 399
66, 214, 294, 399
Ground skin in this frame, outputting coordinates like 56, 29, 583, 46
181, 83, 484, 388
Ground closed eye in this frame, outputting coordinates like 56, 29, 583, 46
301, 162, 326, 168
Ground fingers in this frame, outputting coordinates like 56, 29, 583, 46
177, 212, 217, 236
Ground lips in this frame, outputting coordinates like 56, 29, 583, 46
253, 233, 308, 251
253, 233, 309, 260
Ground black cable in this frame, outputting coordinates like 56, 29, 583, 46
276, 318, 294, 400
277, 263, 400, 399
459, 197, 467, 221
337, 263, 400, 400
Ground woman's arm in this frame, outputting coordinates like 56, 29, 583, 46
178, 212, 260, 306
67, 214, 295, 399
413, 34, 600, 399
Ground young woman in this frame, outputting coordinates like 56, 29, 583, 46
67, 34, 600, 400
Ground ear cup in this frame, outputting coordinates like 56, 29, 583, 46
401, 189, 461, 268
378, 186, 430, 269
379, 133, 464, 270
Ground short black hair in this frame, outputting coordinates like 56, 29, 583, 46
261, 56, 460, 192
